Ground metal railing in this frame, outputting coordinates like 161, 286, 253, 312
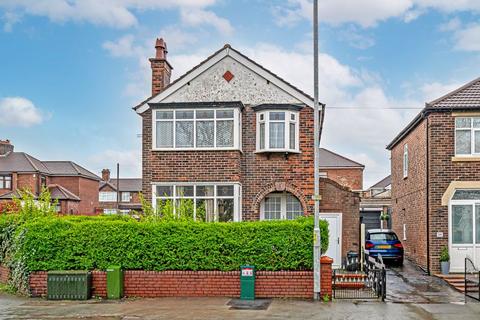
465, 257, 480, 302
332, 254, 386, 301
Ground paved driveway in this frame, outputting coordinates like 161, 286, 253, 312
386, 260, 466, 304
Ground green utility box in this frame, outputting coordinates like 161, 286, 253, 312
106, 265, 124, 299
47, 271, 92, 300
240, 265, 255, 300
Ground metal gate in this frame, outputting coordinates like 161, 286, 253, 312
333, 254, 386, 301
465, 257, 480, 302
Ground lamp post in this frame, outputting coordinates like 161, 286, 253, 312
313, 0, 322, 301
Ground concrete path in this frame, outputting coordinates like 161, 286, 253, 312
386, 260, 466, 304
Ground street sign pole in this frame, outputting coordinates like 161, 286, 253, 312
313, 0, 322, 301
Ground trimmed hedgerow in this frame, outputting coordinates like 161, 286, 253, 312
15, 217, 328, 272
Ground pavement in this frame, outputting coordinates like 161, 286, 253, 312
0, 260, 478, 319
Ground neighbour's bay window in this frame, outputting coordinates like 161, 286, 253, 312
260, 192, 303, 220
153, 183, 241, 222
455, 117, 480, 156
154, 108, 241, 150
256, 110, 299, 153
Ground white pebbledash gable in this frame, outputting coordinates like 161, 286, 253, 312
135, 45, 313, 114
163, 55, 300, 105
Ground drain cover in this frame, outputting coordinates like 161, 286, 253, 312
227, 299, 272, 310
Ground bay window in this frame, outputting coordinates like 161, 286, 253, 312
153, 183, 241, 222
154, 108, 240, 150
455, 117, 480, 156
256, 110, 299, 152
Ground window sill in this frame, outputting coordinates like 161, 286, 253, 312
255, 150, 301, 154
451, 156, 480, 162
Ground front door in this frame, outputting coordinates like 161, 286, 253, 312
321, 213, 342, 268
449, 190, 480, 272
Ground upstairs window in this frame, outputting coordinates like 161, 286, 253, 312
256, 110, 299, 152
403, 144, 408, 178
121, 192, 131, 202
0, 175, 12, 190
99, 191, 117, 202
154, 109, 240, 150
455, 117, 480, 156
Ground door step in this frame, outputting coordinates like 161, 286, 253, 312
435, 274, 480, 293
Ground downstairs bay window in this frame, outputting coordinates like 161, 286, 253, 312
153, 107, 241, 150
153, 183, 241, 222
256, 110, 299, 153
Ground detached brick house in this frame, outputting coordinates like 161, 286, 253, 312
134, 39, 360, 267
98, 169, 142, 214
387, 77, 480, 273
0, 140, 100, 215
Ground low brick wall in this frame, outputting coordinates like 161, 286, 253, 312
27, 257, 332, 299
0, 264, 10, 284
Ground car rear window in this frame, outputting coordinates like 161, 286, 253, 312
368, 233, 398, 241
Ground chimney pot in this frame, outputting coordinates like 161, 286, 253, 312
0, 139, 13, 156
101, 169, 111, 182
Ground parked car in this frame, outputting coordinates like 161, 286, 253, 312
365, 229, 404, 266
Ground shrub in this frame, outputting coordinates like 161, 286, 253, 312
440, 247, 449, 262
14, 216, 329, 272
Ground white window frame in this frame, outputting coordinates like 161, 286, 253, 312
260, 192, 303, 220
152, 182, 242, 222
103, 208, 118, 215
454, 117, 480, 157
0, 175, 12, 189
152, 108, 241, 151
256, 110, 300, 153
99, 191, 117, 202
403, 144, 408, 178
121, 192, 131, 202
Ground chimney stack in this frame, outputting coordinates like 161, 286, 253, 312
0, 139, 13, 156
101, 169, 110, 182
149, 38, 173, 96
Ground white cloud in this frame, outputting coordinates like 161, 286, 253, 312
89, 149, 141, 178
438, 17, 462, 32
0, 0, 225, 30
0, 97, 47, 127
338, 26, 376, 49
420, 82, 463, 102
273, 0, 480, 28
2, 11, 21, 32
180, 8, 234, 35
453, 23, 480, 52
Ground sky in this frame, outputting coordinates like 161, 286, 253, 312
1, 0, 480, 188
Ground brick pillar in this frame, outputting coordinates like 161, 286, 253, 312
320, 256, 333, 299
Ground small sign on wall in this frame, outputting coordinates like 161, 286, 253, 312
241, 268, 254, 277
436, 232, 444, 238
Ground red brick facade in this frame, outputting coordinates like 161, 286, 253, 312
141, 106, 315, 220
391, 111, 480, 273
0, 264, 9, 283
319, 178, 361, 257
321, 168, 363, 191
391, 119, 428, 270
49, 176, 99, 215
27, 257, 333, 299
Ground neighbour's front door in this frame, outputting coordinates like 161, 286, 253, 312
321, 213, 342, 268
449, 190, 480, 272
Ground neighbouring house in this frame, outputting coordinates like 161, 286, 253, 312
387, 77, 480, 273
360, 175, 391, 231
133, 39, 361, 267
98, 169, 142, 214
0, 140, 100, 215
319, 148, 364, 191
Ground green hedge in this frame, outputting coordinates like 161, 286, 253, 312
14, 217, 328, 272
